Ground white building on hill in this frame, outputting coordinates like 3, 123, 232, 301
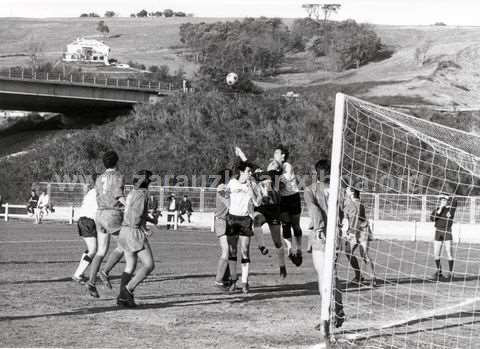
62, 38, 110, 65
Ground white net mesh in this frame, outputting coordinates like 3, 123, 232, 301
333, 95, 480, 348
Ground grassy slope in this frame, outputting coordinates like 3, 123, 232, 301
1, 18, 480, 105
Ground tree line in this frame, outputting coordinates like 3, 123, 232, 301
80, 10, 192, 18
179, 17, 388, 88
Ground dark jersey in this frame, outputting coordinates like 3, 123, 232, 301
96, 169, 125, 210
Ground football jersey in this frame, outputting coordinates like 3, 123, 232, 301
344, 197, 368, 233
227, 178, 253, 217
96, 169, 125, 210
215, 184, 229, 220
123, 189, 149, 229
280, 162, 300, 197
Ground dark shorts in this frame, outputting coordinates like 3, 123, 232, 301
435, 230, 452, 241
280, 192, 302, 216
254, 205, 281, 226
226, 214, 253, 237
77, 217, 97, 238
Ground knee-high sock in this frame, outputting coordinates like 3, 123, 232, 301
102, 248, 123, 275
88, 255, 104, 284
241, 261, 250, 284
127, 266, 153, 292
119, 272, 133, 298
349, 255, 361, 279
74, 252, 91, 278
215, 258, 229, 283
277, 246, 285, 267
448, 259, 454, 272
228, 259, 237, 282
435, 259, 441, 271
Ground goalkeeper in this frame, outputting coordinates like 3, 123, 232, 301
304, 159, 345, 337
430, 193, 457, 281
343, 185, 376, 287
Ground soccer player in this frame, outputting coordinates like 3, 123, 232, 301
304, 159, 345, 338
276, 145, 304, 267
214, 169, 232, 289
226, 161, 262, 294
72, 174, 98, 284
116, 170, 158, 307
343, 185, 376, 286
86, 150, 125, 298
430, 193, 457, 281
26, 189, 38, 216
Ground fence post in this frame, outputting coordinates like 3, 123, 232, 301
69, 206, 73, 224
159, 188, 164, 211
199, 188, 205, 213
47, 183, 52, 201
421, 195, 427, 222
5, 203, 8, 222
374, 194, 380, 221
470, 197, 476, 224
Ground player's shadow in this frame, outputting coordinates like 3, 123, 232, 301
0, 282, 319, 322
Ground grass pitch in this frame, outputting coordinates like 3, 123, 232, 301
1, 221, 480, 348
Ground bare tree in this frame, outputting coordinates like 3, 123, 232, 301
321, 4, 341, 24
302, 4, 321, 20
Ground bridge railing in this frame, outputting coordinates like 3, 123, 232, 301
0, 68, 182, 92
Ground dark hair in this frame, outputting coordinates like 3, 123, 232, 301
217, 169, 232, 185
275, 145, 289, 162
102, 150, 119, 169
133, 169, 152, 188
233, 161, 254, 178
315, 159, 330, 173
348, 186, 360, 199
91, 173, 98, 184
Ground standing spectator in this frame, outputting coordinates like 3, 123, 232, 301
179, 195, 193, 223
166, 193, 178, 229
27, 189, 39, 216
35, 190, 51, 224
431, 193, 457, 281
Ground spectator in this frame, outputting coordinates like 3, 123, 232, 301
27, 189, 39, 216
179, 195, 193, 223
35, 190, 51, 224
166, 193, 178, 229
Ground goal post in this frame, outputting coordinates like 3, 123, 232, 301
320, 92, 346, 333
321, 93, 480, 348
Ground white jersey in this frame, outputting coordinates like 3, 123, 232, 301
37, 193, 50, 208
79, 188, 97, 219
280, 162, 300, 197
227, 178, 253, 217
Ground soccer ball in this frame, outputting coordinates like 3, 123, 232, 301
226, 72, 239, 86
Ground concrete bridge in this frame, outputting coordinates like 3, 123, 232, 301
0, 69, 181, 118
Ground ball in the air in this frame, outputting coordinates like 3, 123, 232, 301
226, 72, 239, 86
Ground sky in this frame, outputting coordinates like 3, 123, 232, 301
0, 0, 479, 26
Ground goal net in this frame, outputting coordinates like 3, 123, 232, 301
324, 94, 480, 348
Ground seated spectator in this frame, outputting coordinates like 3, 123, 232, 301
27, 189, 39, 216
166, 193, 178, 229
179, 195, 193, 223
